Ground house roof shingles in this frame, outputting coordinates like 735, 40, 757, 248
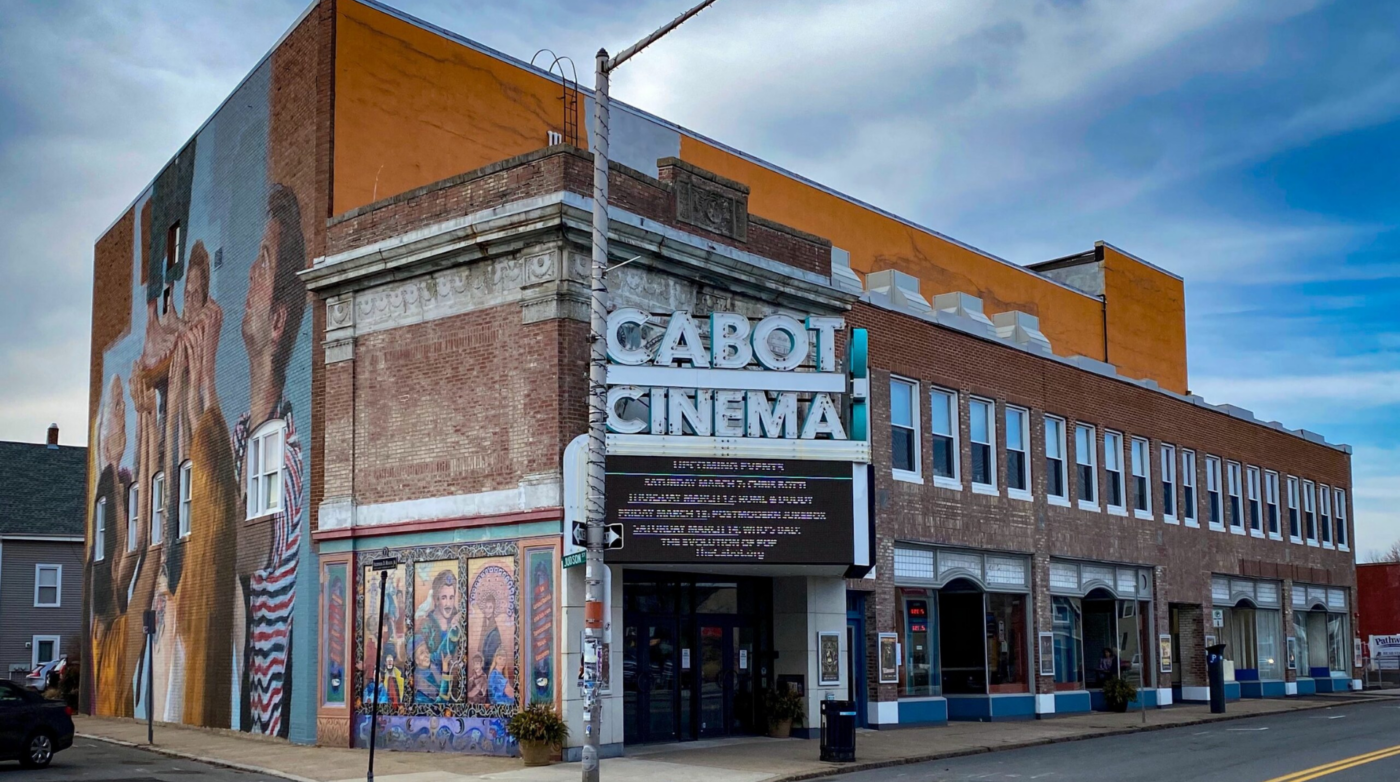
0, 441, 86, 537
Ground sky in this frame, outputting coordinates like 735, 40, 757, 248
0, 0, 1395, 554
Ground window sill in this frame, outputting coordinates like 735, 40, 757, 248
1306, 540, 1320, 547
33, 604, 61, 610
1229, 527, 1246, 536
972, 484, 999, 497
933, 476, 962, 491
148, 542, 164, 550
1268, 533, 1283, 541
1184, 518, 1199, 528
1290, 537, 1303, 545
1208, 523, 1225, 532
1339, 545, 1350, 553
1164, 515, 1179, 525
1047, 495, 1071, 508
1078, 500, 1100, 512
1007, 488, 1033, 502
1322, 542, 1335, 550
1134, 510, 1153, 520
1249, 530, 1265, 539
893, 470, 924, 485
1107, 506, 1128, 517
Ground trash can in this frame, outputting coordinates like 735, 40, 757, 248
1207, 643, 1228, 714
819, 699, 857, 762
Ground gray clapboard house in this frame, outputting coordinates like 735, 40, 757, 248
0, 426, 84, 682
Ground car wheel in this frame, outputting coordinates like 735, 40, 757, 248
20, 731, 53, 768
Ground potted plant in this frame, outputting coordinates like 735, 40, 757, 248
1102, 676, 1137, 713
505, 703, 569, 766
765, 686, 804, 738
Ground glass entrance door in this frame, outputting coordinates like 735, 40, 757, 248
623, 618, 680, 744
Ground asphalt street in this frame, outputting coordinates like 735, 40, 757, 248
0, 737, 274, 780
828, 699, 1400, 782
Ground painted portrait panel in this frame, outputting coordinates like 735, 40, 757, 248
466, 557, 517, 707
524, 548, 555, 706
362, 563, 409, 708
413, 560, 462, 704
323, 563, 348, 705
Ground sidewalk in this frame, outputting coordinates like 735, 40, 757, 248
76, 692, 1393, 782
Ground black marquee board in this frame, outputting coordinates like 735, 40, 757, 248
603, 454, 855, 565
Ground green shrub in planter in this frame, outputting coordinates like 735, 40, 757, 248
765, 687, 805, 737
1102, 677, 1137, 713
506, 703, 569, 765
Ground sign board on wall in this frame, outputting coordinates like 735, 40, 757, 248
1159, 634, 1173, 674
1371, 635, 1400, 658
1038, 632, 1055, 677
1212, 608, 1224, 628
877, 633, 898, 684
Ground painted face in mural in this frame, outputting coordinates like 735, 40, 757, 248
241, 185, 306, 419
432, 574, 458, 629
101, 375, 127, 472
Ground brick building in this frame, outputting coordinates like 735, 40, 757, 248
84, 0, 1357, 758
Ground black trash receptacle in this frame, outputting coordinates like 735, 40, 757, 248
820, 699, 857, 762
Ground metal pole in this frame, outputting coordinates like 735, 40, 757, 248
367, 570, 388, 782
146, 633, 154, 745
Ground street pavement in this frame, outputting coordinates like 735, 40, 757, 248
826, 700, 1400, 782
0, 736, 276, 780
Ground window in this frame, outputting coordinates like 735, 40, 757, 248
970, 398, 997, 493
901, 591, 938, 697
1045, 416, 1068, 503
31, 636, 59, 669
178, 461, 193, 539
1131, 437, 1151, 517
162, 223, 182, 315
1161, 444, 1177, 522
127, 485, 140, 551
1206, 456, 1223, 529
929, 388, 958, 485
1335, 489, 1349, 549
34, 565, 61, 608
1181, 450, 1197, 526
1265, 471, 1281, 539
1303, 480, 1317, 544
151, 472, 165, 546
94, 497, 106, 562
890, 378, 919, 479
1319, 485, 1332, 547
1005, 406, 1030, 497
1074, 424, 1096, 508
1247, 466, 1262, 537
1227, 462, 1243, 533
1104, 432, 1125, 513
1287, 477, 1301, 542
248, 421, 287, 517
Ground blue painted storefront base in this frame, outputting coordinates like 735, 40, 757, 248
1224, 682, 1241, 701
898, 698, 949, 725
1312, 675, 1350, 693
1294, 677, 1317, 695
1088, 689, 1159, 711
1054, 691, 1092, 714
945, 694, 1036, 721
1239, 680, 1287, 698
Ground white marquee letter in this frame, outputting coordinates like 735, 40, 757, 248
713, 389, 746, 437
746, 390, 798, 439
751, 314, 809, 371
806, 316, 844, 372
656, 311, 710, 367
606, 308, 651, 365
668, 389, 713, 436
800, 393, 847, 440
710, 312, 753, 369
606, 386, 647, 434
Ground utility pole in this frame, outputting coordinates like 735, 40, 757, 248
582, 3, 718, 780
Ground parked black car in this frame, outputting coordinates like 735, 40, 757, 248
0, 680, 73, 768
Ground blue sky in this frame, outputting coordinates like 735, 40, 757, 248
0, 0, 1395, 554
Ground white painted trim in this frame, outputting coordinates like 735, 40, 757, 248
1135, 509, 1153, 521
1352, 679, 1363, 691
933, 476, 962, 491
1108, 506, 1128, 517
1184, 517, 1199, 528
1250, 529, 1265, 539
1048, 495, 1072, 508
869, 699, 899, 725
1285, 681, 1298, 696
0, 535, 85, 543
608, 433, 871, 462
1008, 488, 1033, 502
972, 484, 1000, 497
33, 564, 61, 608
1164, 514, 1178, 525
893, 469, 924, 485
1079, 499, 1100, 512
1035, 693, 1056, 714
30, 635, 60, 668
606, 365, 845, 393
1155, 688, 1173, 707
334, 475, 564, 530
1180, 686, 1210, 702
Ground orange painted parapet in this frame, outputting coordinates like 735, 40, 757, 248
1101, 244, 1187, 394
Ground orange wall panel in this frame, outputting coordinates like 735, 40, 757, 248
1102, 246, 1187, 394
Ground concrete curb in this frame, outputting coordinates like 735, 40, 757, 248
768, 696, 1391, 782
76, 731, 320, 782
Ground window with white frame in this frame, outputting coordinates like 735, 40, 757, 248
151, 472, 165, 546
127, 485, 140, 551
1075, 424, 1096, 507
970, 398, 997, 491
31, 636, 59, 668
34, 565, 61, 607
1227, 462, 1243, 532
1206, 456, 1223, 529
1181, 450, 1197, 526
1287, 477, 1301, 541
94, 497, 106, 562
1247, 466, 1262, 536
1265, 471, 1281, 539
1131, 437, 1151, 516
1335, 488, 1349, 549
178, 461, 193, 539
929, 388, 958, 483
1105, 431, 1125, 511
1302, 480, 1317, 543
890, 378, 919, 477
248, 420, 287, 517
1045, 416, 1067, 501
1319, 485, 1332, 547
1161, 444, 1177, 521
1005, 406, 1030, 495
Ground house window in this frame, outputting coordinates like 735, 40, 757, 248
1005, 406, 1030, 495
178, 461, 193, 538
1104, 431, 1125, 511
151, 472, 165, 546
1287, 477, 1301, 542
929, 387, 958, 484
1319, 485, 1332, 547
127, 485, 140, 551
1247, 466, 1262, 536
1206, 456, 1223, 529
1335, 489, 1349, 549
1303, 480, 1317, 543
34, 565, 61, 608
970, 398, 997, 492
1131, 437, 1151, 517
1045, 416, 1067, 501
248, 421, 287, 517
1181, 450, 1197, 526
31, 636, 59, 669
1227, 462, 1243, 532
1265, 471, 1281, 539
890, 378, 919, 477
1075, 424, 1097, 508
94, 497, 106, 562
1160, 444, 1177, 522
162, 222, 182, 316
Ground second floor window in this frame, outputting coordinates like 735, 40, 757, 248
1303, 480, 1317, 543
890, 378, 918, 476
1319, 485, 1332, 546
1046, 416, 1067, 500
1265, 471, 1280, 538
151, 472, 165, 546
1160, 444, 1177, 520
94, 498, 106, 562
930, 388, 957, 482
1131, 437, 1151, 515
1206, 456, 1223, 528
127, 485, 140, 551
1247, 466, 1262, 535
1105, 432, 1124, 510
1181, 450, 1197, 525
1005, 406, 1029, 493
34, 565, 61, 607
1335, 489, 1349, 549
1287, 476, 1301, 541
178, 461, 193, 539
1075, 424, 1096, 505
970, 398, 996, 489
248, 421, 287, 517
1227, 462, 1242, 531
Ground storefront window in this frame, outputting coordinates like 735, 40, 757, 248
1327, 613, 1349, 673
940, 587, 986, 694
987, 593, 1027, 692
1052, 596, 1083, 688
1223, 607, 1257, 679
1255, 609, 1283, 680
901, 590, 938, 697
1118, 600, 1148, 688
1083, 597, 1119, 688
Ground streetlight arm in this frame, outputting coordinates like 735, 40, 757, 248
608, 0, 719, 71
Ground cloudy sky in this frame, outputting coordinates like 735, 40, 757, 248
1, 0, 1395, 553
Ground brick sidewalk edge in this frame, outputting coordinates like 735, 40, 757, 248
769, 695, 1392, 782
76, 731, 319, 782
